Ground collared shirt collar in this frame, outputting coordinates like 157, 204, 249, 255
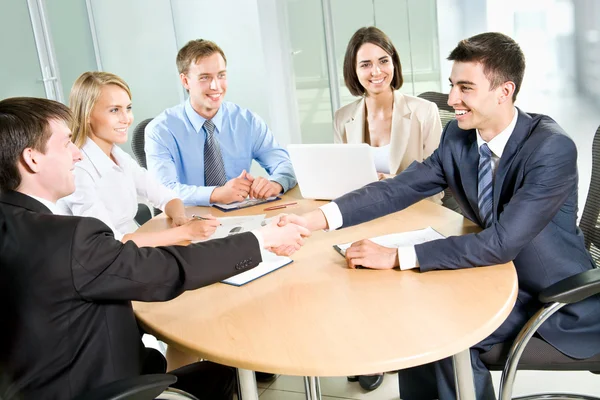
184, 98, 224, 134
476, 107, 518, 158
28, 194, 60, 214
81, 137, 124, 177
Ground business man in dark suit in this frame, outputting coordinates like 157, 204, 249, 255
279, 32, 600, 399
0, 97, 309, 400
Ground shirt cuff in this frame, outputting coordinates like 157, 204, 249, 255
250, 229, 264, 249
269, 179, 286, 194
319, 202, 343, 231
398, 246, 419, 270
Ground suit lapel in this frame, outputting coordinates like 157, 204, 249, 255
492, 108, 532, 216
389, 92, 412, 174
460, 131, 482, 223
0, 191, 52, 214
344, 98, 366, 143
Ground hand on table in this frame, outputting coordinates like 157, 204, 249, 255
344, 239, 399, 270
210, 170, 254, 204
171, 214, 191, 228
249, 177, 283, 199
183, 214, 220, 240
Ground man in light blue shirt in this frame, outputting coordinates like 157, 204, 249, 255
145, 39, 296, 206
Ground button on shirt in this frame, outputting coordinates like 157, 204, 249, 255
58, 138, 177, 240
144, 100, 297, 206
320, 108, 519, 270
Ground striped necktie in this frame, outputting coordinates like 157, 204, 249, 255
478, 143, 494, 228
203, 119, 227, 187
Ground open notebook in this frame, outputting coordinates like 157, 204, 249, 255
333, 226, 445, 257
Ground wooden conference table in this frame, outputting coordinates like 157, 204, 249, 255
134, 187, 518, 400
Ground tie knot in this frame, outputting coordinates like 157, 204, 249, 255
204, 119, 215, 135
479, 143, 492, 158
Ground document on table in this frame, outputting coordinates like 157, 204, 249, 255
212, 196, 279, 212
222, 250, 293, 286
333, 226, 445, 256
191, 215, 267, 242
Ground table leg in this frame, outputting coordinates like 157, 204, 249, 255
302, 376, 322, 400
453, 349, 476, 400
237, 369, 259, 400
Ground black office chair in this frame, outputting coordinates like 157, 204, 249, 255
480, 124, 600, 400
416, 91, 462, 214
71, 374, 199, 400
132, 118, 162, 217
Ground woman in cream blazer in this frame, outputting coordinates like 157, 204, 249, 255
336, 26, 443, 392
335, 27, 443, 205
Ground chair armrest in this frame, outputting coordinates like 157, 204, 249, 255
539, 268, 600, 304
72, 374, 177, 400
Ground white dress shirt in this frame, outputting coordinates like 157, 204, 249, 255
58, 138, 177, 240
320, 108, 519, 270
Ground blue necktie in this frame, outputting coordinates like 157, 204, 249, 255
478, 143, 494, 227
203, 119, 227, 187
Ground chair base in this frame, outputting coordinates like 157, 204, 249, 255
513, 393, 600, 400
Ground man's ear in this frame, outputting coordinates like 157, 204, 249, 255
179, 73, 189, 90
498, 81, 516, 104
21, 148, 41, 173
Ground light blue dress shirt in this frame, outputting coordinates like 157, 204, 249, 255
145, 100, 296, 206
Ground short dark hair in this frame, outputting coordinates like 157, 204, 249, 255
447, 32, 525, 101
0, 97, 72, 192
176, 39, 227, 75
343, 27, 403, 97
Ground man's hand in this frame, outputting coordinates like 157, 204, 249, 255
249, 177, 283, 199
260, 216, 311, 256
344, 239, 399, 269
183, 214, 220, 240
210, 170, 254, 204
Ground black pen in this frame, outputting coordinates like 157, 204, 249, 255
191, 214, 210, 221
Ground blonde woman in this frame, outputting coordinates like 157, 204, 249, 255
335, 27, 443, 204
59, 71, 218, 246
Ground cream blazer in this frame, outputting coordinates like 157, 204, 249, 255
333, 91, 444, 204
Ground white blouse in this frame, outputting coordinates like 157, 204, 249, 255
370, 144, 391, 174
58, 138, 177, 240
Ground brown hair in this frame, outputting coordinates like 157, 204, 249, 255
0, 97, 72, 192
176, 39, 227, 75
343, 27, 403, 97
447, 32, 525, 101
69, 71, 132, 148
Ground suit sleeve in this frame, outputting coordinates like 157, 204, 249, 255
416, 133, 577, 271
70, 218, 262, 302
335, 124, 450, 228
333, 108, 345, 144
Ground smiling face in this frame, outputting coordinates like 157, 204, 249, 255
29, 119, 82, 201
88, 84, 133, 154
355, 43, 394, 96
180, 52, 228, 119
448, 61, 509, 135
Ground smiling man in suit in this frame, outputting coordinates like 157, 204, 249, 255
0, 97, 309, 399
278, 32, 600, 399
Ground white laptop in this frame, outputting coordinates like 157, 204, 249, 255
288, 143, 378, 200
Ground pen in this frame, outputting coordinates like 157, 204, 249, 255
191, 214, 210, 220
263, 202, 297, 211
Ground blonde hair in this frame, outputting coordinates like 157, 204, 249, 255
69, 71, 132, 148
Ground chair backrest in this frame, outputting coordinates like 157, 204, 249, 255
132, 118, 153, 169
417, 91, 455, 129
579, 125, 600, 267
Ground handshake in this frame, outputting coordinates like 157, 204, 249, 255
258, 214, 313, 256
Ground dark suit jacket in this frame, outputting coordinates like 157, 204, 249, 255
334, 108, 600, 359
0, 190, 262, 399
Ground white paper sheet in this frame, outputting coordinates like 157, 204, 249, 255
334, 226, 445, 256
192, 214, 267, 242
